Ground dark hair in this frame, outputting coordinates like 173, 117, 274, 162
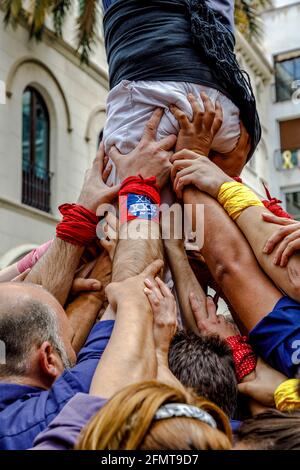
168, 330, 237, 418
237, 410, 300, 450
0, 296, 69, 377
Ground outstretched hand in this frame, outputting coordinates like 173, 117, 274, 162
78, 142, 121, 212
171, 150, 233, 199
109, 108, 177, 188
262, 213, 300, 267
144, 276, 178, 355
105, 259, 164, 312
170, 92, 223, 156
190, 292, 239, 339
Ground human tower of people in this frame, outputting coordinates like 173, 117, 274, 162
0, 0, 300, 451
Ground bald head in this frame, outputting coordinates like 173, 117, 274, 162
0, 282, 64, 316
0, 282, 75, 379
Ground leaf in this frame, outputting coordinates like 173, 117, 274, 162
235, 0, 273, 41
76, 0, 99, 64
52, 0, 71, 37
27, 0, 55, 38
1, 0, 23, 28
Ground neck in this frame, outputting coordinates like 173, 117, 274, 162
0, 374, 51, 390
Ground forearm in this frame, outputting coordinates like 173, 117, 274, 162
112, 221, 163, 282
25, 238, 84, 305
66, 252, 112, 352
237, 207, 300, 301
90, 299, 156, 398
183, 188, 281, 332
0, 263, 19, 282
156, 350, 185, 391
164, 242, 205, 334
66, 294, 104, 354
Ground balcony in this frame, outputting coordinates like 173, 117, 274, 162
22, 163, 52, 213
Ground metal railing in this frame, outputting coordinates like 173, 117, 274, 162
22, 163, 52, 213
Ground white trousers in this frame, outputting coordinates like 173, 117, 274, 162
103, 79, 240, 184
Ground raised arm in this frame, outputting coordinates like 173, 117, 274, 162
164, 237, 207, 334
171, 153, 300, 303
108, 108, 176, 282
144, 276, 185, 390
24, 145, 119, 305
89, 260, 163, 398
66, 251, 112, 353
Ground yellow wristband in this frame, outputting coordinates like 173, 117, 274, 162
274, 379, 300, 412
217, 182, 264, 221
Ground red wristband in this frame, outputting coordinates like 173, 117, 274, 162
56, 204, 98, 246
119, 176, 160, 225
226, 335, 257, 382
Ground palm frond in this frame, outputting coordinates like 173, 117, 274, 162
235, 0, 273, 41
77, 0, 99, 64
27, 0, 55, 39
1, 0, 23, 28
52, 0, 71, 37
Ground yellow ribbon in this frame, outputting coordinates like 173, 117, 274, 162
274, 379, 300, 412
217, 182, 264, 221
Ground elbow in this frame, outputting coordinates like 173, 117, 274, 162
213, 250, 250, 288
286, 267, 300, 303
214, 260, 241, 287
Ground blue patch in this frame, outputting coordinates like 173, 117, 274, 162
127, 194, 158, 220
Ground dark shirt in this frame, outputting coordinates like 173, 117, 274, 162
0, 320, 114, 450
102, 0, 234, 33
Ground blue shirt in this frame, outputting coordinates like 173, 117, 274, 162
249, 296, 300, 378
0, 320, 114, 450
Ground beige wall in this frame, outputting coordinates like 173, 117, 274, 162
0, 10, 108, 265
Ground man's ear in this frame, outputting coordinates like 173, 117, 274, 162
38, 341, 63, 384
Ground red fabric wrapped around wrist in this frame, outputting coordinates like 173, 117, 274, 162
226, 335, 257, 382
56, 204, 98, 246
119, 176, 160, 225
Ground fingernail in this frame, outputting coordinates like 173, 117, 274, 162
262, 247, 268, 253
144, 278, 152, 288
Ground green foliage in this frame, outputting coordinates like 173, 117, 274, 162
235, 0, 273, 40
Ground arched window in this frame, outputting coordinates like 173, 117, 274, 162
22, 87, 51, 212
